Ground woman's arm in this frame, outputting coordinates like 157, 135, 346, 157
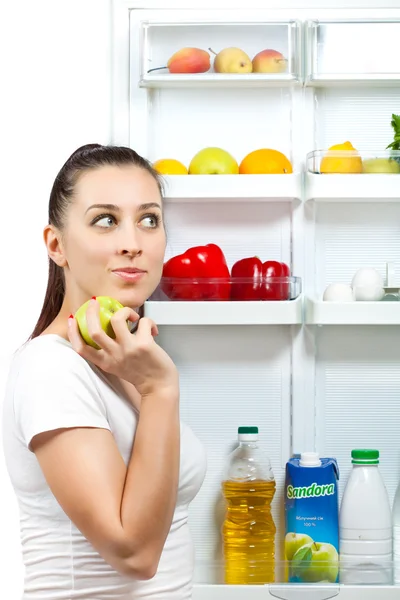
32, 386, 180, 579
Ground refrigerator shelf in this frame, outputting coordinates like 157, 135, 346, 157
305, 19, 400, 87
305, 174, 400, 202
161, 174, 302, 201
139, 73, 301, 89
305, 297, 400, 326
144, 296, 302, 325
193, 583, 400, 600
139, 20, 302, 89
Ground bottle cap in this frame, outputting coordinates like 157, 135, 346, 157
351, 449, 379, 464
300, 452, 322, 467
238, 426, 258, 442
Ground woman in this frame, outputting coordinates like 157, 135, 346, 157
2, 144, 207, 599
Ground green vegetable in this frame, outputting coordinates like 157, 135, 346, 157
386, 114, 400, 164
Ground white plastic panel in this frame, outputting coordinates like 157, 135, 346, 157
146, 87, 295, 170
314, 88, 399, 151
315, 326, 400, 508
314, 203, 400, 299
156, 325, 292, 583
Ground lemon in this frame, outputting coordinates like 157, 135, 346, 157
320, 142, 363, 174
153, 159, 188, 175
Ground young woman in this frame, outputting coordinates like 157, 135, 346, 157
2, 144, 207, 600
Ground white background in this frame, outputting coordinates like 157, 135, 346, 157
1, 1, 399, 598
0, 1, 111, 596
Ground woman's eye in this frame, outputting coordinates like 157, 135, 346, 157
140, 214, 160, 229
93, 215, 116, 228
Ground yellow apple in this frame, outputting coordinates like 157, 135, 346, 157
210, 47, 252, 73
362, 158, 400, 174
188, 147, 239, 174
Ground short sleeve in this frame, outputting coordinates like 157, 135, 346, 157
13, 337, 111, 450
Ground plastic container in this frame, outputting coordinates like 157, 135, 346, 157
284, 452, 340, 583
156, 276, 301, 301
221, 426, 276, 585
307, 150, 400, 175
339, 449, 392, 585
392, 480, 400, 583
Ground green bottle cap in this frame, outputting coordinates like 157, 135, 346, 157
351, 449, 379, 464
238, 426, 258, 434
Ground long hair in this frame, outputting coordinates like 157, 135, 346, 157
30, 143, 164, 339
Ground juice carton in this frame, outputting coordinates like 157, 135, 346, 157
284, 452, 339, 583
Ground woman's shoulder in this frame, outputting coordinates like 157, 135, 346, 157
14, 334, 86, 369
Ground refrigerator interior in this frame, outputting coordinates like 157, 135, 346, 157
112, 3, 400, 597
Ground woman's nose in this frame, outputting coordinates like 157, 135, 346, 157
116, 225, 142, 257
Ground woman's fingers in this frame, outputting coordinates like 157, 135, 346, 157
111, 307, 140, 341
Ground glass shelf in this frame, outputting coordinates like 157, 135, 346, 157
305, 19, 400, 87
305, 150, 400, 201
139, 20, 302, 88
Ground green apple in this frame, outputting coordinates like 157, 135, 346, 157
292, 541, 339, 583
362, 158, 400, 174
284, 532, 314, 560
75, 296, 124, 349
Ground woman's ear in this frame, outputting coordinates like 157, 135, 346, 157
43, 225, 67, 267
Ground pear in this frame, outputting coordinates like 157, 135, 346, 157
209, 47, 252, 74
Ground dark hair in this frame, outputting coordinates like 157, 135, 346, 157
30, 143, 164, 339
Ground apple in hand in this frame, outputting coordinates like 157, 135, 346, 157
75, 296, 124, 349
284, 532, 314, 560
292, 541, 339, 583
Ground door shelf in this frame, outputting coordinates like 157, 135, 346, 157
305, 174, 400, 202
162, 174, 302, 201
305, 19, 400, 88
144, 296, 302, 325
139, 20, 302, 89
305, 297, 400, 325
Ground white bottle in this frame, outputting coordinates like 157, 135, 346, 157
392, 481, 400, 583
339, 449, 392, 585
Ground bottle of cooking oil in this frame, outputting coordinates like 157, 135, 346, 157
222, 426, 276, 585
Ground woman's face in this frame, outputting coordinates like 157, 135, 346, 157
62, 164, 166, 309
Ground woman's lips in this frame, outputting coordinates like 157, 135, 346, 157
112, 270, 146, 282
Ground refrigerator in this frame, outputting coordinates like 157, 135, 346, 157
111, 1, 400, 598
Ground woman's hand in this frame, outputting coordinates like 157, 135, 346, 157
67, 298, 178, 398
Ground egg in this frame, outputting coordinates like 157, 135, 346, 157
351, 268, 385, 301
323, 283, 355, 302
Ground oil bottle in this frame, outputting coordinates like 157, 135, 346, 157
221, 426, 276, 584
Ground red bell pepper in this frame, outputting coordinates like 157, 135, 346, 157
231, 257, 290, 300
161, 243, 231, 300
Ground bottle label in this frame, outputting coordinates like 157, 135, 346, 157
284, 458, 339, 584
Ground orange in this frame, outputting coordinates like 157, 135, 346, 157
320, 142, 363, 174
239, 149, 293, 174
153, 158, 188, 175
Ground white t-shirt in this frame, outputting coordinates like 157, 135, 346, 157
2, 334, 207, 600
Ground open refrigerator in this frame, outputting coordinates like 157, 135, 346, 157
111, 1, 400, 598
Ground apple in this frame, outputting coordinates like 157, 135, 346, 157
362, 158, 400, 174
292, 541, 339, 583
284, 532, 314, 560
188, 147, 239, 174
75, 296, 124, 349
252, 49, 287, 73
209, 47, 252, 73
